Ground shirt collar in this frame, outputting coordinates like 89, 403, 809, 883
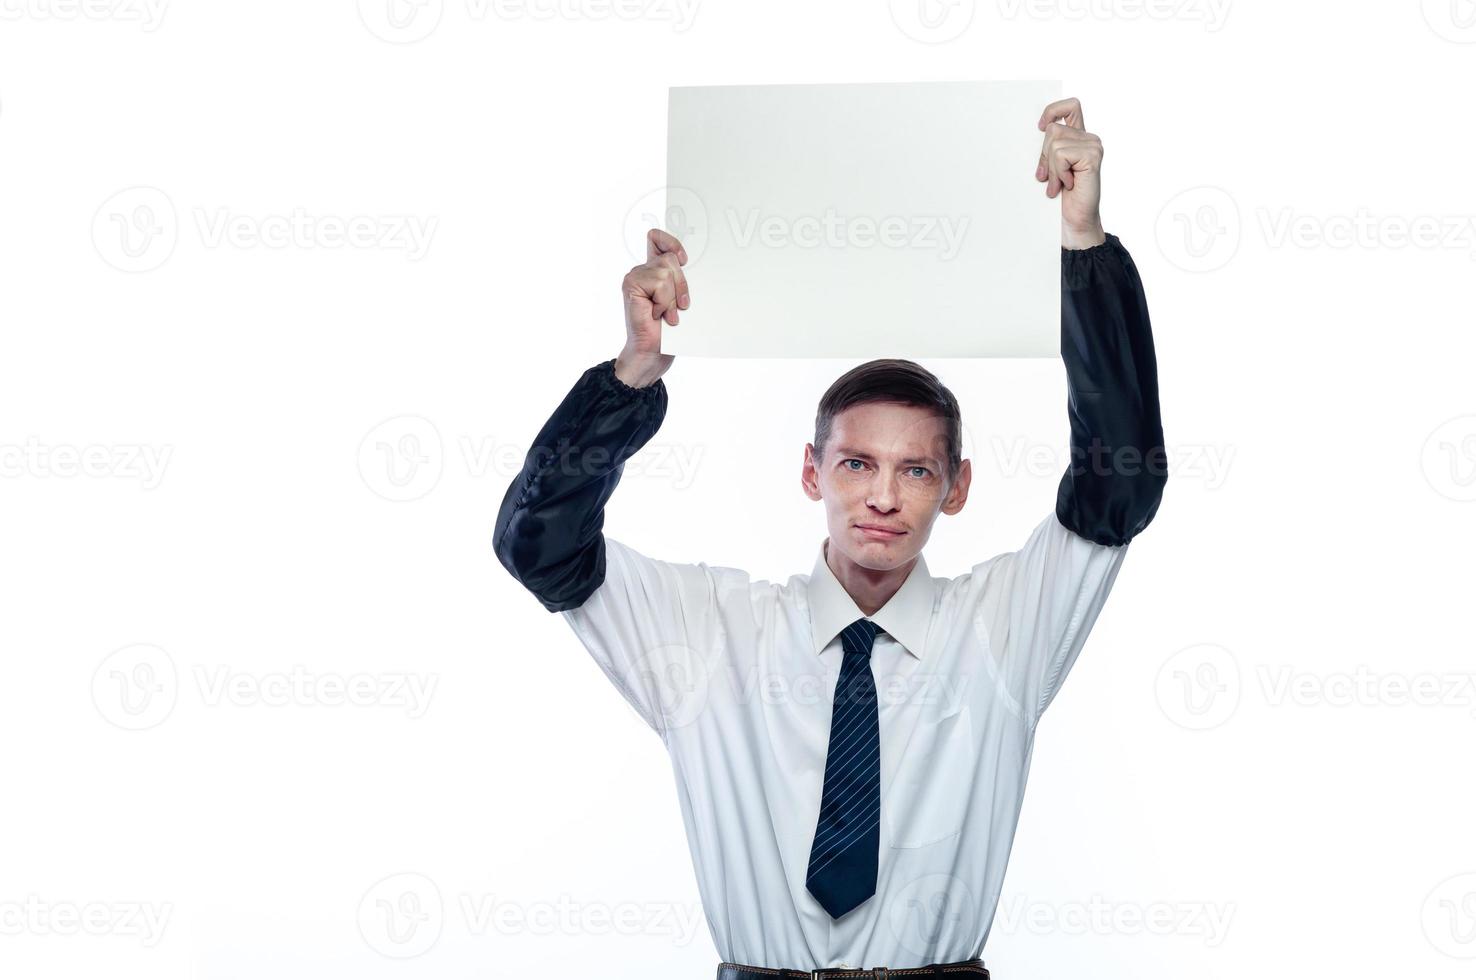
808, 537, 935, 661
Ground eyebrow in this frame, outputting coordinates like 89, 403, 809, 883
834, 447, 940, 467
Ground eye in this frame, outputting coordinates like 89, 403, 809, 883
843, 459, 866, 471
909, 466, 930, 478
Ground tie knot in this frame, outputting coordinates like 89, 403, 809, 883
840, 617, 882, 656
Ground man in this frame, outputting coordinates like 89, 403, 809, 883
493, 97, 1166, 978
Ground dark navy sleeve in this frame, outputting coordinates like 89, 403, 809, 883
492, 357, 668, 612
1054, 233, 1168, 546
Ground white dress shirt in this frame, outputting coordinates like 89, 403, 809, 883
559, 511, 1129, 970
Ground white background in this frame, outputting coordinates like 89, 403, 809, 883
2, 2, 1474, 979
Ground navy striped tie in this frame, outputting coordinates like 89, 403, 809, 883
806, 616, 884, 919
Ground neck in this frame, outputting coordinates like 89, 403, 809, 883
824, 538, 914, 617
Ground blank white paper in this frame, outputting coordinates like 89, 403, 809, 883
659, 79, 1063, 359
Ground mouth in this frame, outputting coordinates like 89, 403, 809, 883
855, 523, 906, 540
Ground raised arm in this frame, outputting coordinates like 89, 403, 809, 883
1055, 233, 1167, 545
492, 228, 691, 612
492, 357, 667, 611
977, 99, 1167, 729
1036, 96, 1167, 545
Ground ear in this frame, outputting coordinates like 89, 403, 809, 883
940, 457, 971, 515
801, 443, 823, 501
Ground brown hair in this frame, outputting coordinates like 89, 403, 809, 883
812, 358, 962, 487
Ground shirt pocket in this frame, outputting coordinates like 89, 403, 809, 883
884, 703, 976, 849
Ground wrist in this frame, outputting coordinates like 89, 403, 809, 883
613, 350, 664, 389
1062, 220, 1106, 250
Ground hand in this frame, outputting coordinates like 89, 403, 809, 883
616, 228, 689, 387
1035, 97, 1107, 249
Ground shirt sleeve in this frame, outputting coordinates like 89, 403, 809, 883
492, 357, 725, 740
559, 536, 727, 739
975, 234, 1164, 728
978, 513, 1128, 728
1055, 233, 1168, 545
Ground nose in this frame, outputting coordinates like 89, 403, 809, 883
866, 470, 900, 512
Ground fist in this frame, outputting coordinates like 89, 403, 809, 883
616, 228, 689, 387
1035, 97, 1106, 249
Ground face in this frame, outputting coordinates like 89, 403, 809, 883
801, 401, 972, 571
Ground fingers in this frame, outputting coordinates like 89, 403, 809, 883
645, 227, 690, 312
1037, 97, 1086, 193
1037, 96, 1084, 133
646, 227, 688, 266
1036, 122, 1101, 198
628, 231, 692, 327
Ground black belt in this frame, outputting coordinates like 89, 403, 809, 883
716, 958, 989, 979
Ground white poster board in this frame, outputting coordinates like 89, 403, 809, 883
659, 79, 1063, 359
